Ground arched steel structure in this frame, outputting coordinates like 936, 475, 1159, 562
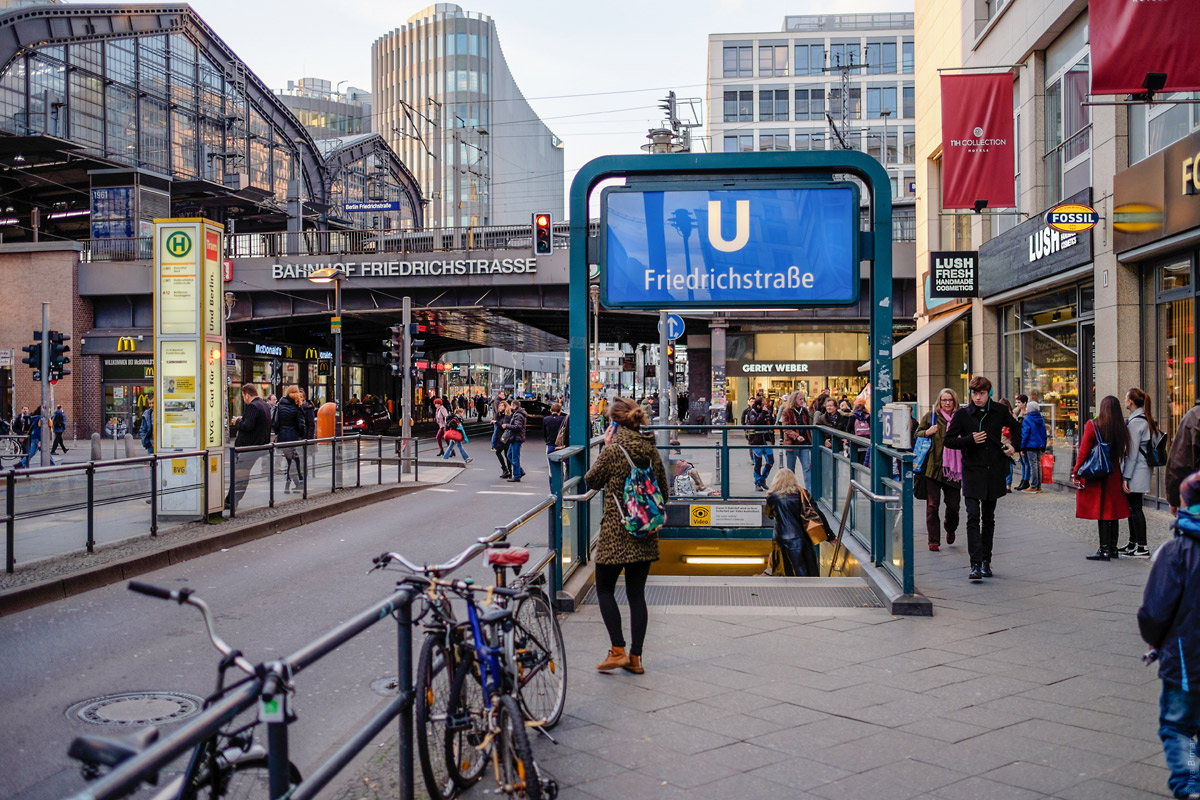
324, 133, 424, 228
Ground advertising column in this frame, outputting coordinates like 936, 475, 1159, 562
154, 218, 226, 516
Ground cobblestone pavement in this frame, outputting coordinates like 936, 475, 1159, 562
341, 488, 1178, 800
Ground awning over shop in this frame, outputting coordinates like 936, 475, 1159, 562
857, 306, 970, 372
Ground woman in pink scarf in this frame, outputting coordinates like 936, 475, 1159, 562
917, 388, 963, 551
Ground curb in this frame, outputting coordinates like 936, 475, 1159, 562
0, 481, 443, 618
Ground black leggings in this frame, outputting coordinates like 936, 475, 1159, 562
1127, 492, 1147, 547
594, 561, 652, 656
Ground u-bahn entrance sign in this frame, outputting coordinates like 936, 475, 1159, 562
566, 150, 895, 561
601, 185, 859, 308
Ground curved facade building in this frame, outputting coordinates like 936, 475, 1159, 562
373, 4, 564, 228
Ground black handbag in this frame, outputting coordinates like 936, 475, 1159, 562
499, 429, 516, 446
913, 472, 928, 500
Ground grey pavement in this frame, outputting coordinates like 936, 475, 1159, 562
342, 488, 1180, 800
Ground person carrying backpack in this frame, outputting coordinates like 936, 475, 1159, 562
1139, 470, 1200, 800
584, 397, 668, 676
140, 401, 154, 454
1121, 388, 1160, 558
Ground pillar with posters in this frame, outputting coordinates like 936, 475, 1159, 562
154, 218, 227, 516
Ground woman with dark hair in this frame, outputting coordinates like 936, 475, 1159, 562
1120, 388, 1158, 558
584, 396, 668, 675
491, 400, 513, 479
1073, 395, 1132, 561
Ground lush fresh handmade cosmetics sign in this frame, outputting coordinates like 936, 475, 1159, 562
601, 186, 858, 308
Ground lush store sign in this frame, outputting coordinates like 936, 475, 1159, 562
929, 251, 979, 298
601, 186, 859, 308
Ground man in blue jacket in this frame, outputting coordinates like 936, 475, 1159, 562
1019, 399, 1048, 493
1140, 470, 1200, 799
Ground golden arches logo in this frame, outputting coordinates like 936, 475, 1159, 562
306, 348, 320, 359
166, 231, 192, 257
116, 337, 136, 352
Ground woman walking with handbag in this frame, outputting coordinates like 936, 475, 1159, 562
492, 400, 513, 479
766, 468, 819, 576
917, 388, 963, 552
585, 397, 668, 675
1119, 388, 1157, 558
440, 413, 472, 462
1073, 395, 1131, 561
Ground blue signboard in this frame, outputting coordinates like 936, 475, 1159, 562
344, 201, 402, 212
658, 313, 685, 340
601, 185, 858, 308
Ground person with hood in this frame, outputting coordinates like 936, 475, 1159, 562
917, 388, 962, 552
741, 396, 775, 491
1019, 399, 1048, 493
504, 400, 527, 482
273, 384, 307, 493
836, 397, 855, 433
1139, 470, 1200, 800
585, 397, 668, 675
1120, 387, 1157, 558
943, 375, 1023, 581
1072, 395, 1131, 562
766, 467, 819, 576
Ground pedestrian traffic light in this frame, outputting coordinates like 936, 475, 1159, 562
532, 212, 553, 255
408, 322, 426, 366
48, 330, 70, 378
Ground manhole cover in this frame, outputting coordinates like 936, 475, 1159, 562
371, 676, 400, 697
67, 692, 204, 727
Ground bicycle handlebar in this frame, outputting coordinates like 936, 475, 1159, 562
126, 582, 256, 677
372, 526, 513, 577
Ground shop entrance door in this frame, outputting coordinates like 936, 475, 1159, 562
1079, 322, 1096, 424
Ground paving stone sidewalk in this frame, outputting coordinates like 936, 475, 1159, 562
340, 490, 1180, 799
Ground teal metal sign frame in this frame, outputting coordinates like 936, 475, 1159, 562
568, 150, 895, 564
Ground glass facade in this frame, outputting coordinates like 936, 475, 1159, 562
1000, 284, 1095, 485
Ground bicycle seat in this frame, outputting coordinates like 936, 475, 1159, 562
487, 547, 530, 567
479, 606, 514, 625
68, 726, 159, 768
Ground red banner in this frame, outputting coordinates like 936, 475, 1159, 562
940, 74, 1014, 210
1092, 0, 1200, 95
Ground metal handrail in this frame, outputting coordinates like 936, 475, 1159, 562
562, 488, 598, 502
849, 479, 901, 506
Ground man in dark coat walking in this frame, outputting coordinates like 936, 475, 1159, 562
227, 384, 273, 509
943, 375, 1022, 581
1140, 470, 1200, 799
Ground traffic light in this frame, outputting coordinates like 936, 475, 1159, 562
666, 343, 676, 374
532, 212, 553, 255
48, 330, 70, 379
385, 325, 403, 375
408, 322, 426, 371
20, 342, 41, 373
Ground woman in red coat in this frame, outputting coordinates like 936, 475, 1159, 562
1072, 395, 1131, 561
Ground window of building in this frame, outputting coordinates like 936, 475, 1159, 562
723, 134, 753, 153
759, 89, 789, 121
902, 40, 914, 74
759, 131, 789, 151
794, 41, 824, 76
1045, 49, 1090, 204
865, 40, 896, 74
723, 90, 753, 122
723, 46, 753, 78
1129, 93, 1200, 164
794, 131, 825, 150
902, 84, 914, 118
866, 85, 897, 118
759, 45, 788, 77
794, 86, 823, 121
903, 128, 915, 163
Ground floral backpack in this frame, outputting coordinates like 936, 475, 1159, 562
614, 445, 665, 538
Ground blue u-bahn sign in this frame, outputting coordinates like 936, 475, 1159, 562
601, 185, 859, 309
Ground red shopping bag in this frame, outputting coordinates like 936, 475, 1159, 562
1041, 452, 1054, 484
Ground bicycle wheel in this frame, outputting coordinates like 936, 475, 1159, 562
495, 694, 541, 800
416, 634, 457, 800
444, 650, 489, 789
511, 590, 567, 728
193, 756, 301, 800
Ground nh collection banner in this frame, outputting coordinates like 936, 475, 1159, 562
1091, 0, 1200, 95
940, 74, 1015, 209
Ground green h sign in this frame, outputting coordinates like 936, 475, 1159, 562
166, 230, 192, 258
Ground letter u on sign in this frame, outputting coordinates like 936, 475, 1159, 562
707, 200, 750, 252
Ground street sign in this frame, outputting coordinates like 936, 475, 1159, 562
658, 314, 685, 340
601, 185, 859, 308
344, 201, 402, 212
331, 315, 342, 333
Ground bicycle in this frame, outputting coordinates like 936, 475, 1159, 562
372, 541, 566, 800
67, 582, 301, 800
0, 434, 25, 468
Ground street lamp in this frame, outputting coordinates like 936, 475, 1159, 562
307, 266, 347, 433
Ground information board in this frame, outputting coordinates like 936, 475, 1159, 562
601, 185, 858, 309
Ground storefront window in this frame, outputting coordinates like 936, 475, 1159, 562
1160, 293, 1195, 437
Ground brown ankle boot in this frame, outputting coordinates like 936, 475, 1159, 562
596, 646, 630, 671
623, 655, 644, 674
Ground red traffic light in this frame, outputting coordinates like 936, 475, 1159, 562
536, 215, 549, 226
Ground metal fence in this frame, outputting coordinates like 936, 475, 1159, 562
1, 436, 419, 574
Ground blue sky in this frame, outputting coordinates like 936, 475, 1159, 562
179, 0, 912, 196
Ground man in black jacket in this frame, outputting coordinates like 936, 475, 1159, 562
943, 375, 1021, 581
1140, 470, 1200, 800
742, 397, 775, 492
227, 384, 272, 508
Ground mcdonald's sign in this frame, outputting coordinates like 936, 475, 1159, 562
306, 348, 319, 359
117, 337, 137, 352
